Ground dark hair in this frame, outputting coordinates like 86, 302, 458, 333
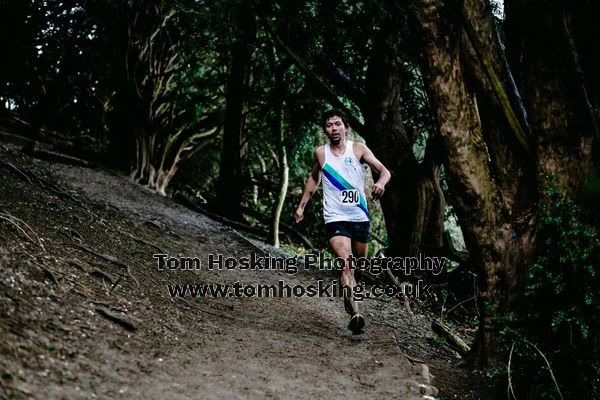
321, 109, 350, 130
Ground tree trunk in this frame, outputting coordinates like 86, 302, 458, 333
407, 0, 529, 368
216, 4, 255, 220
460, 0, 536, 217
502, 1, 599, 394
409, 0, 598, 371
270, 66, 288, 248
270, 130, 288, 248
505, 0, 596, 196
362, 20, 445, 257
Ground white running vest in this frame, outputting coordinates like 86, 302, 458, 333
321, 141, 370, 223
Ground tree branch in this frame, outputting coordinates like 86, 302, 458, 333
311, 52, 365, 107
460, 3, 531, 153
260, 16, 365, 134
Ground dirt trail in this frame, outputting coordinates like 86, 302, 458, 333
0, 144, 478, 399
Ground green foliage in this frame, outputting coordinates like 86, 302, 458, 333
1, 0, 227, 170
1, 0, 432, 253
44, 341, 55, 352
0, 1, 111, 140
499, 182, 600, 399
430, 336, 447, 348
170, 272, 183, 281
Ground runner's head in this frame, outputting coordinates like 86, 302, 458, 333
322, 109, 349, 145
322, 109, 350, 130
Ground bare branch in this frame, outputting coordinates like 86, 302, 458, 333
260, 16, 365, 134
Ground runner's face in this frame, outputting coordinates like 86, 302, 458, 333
324, 116, 348, 144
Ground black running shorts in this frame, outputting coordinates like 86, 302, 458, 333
325, 221, 371, 243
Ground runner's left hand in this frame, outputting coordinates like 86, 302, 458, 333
372, 182, 385, 199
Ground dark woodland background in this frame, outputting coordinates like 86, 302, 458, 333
1, 0, 599, 398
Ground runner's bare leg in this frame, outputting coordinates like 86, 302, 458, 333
353, 241, 368, 278
329, 235, 357, 316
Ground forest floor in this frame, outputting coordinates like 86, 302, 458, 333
0, 137, 486, 399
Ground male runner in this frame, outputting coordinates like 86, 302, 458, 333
293, 109, 391, 334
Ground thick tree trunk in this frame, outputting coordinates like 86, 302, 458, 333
407, 0, 527, 368
362, 20, 445, 257
216, 5, 255, 219
409, 0, 598, 371
502, 2, 598, 394
505, 0, 596, 196
569, 1, 600, 164
460, 0, 536, 217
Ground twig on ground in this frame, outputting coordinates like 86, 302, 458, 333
62, 276, 103, 298
444, 296, 476, 317
431, 319, 471, 355
67, 258, 91, 273
139, 218, 164, 231
0, 212, 44, 250
109, 276, 123, 292
66, 288, 88, 298
31, 261, 60, 285
90, 269, 114, 285
399, 351, 426, 364
5, 162, 33, 184
64, 227, 84, 243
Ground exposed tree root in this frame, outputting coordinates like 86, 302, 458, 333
117, 227, 165, 253
174, 297, 233, 320
32, 261, 59, 285
0, 160, 82, 204
385, 269, 413, 314
71, 243, 139, 287
95, 305, 137, 331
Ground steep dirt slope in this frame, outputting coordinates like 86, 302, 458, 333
0, 144, 482, 399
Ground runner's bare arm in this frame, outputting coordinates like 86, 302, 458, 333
294, 151, 322, 223
360, 145, 391, 199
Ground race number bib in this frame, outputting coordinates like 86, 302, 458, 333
340, 189, 360, 205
